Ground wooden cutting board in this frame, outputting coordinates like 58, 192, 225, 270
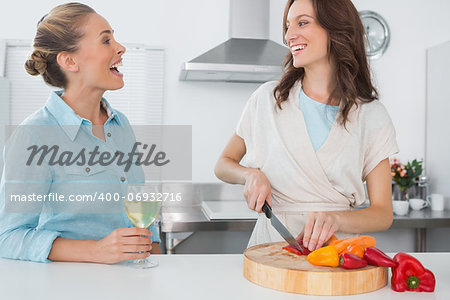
243, 242, 388, 296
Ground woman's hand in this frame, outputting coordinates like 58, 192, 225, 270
244, 169, 272, 213
91, 227, 153, 264
297, 212, 339, 251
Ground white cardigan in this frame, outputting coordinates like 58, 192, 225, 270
236, 80, 399, 246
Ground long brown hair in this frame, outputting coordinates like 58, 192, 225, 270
24, 3, 96, 88
273, 0, 378, 126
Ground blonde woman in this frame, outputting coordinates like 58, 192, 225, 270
0, 3, 160, 263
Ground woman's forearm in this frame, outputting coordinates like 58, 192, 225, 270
214, 157, 252, 185
335, 158, 393, 234
48, 237, 97, 262
48, 228, 156, 263
333, 205, 393, 234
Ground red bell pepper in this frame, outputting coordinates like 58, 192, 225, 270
391, 253, 436, 292
282, 245, 311, 255
364, 247, 397, 267
339, 253, 368, 269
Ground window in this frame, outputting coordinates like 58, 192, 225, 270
1, 41, 164, 125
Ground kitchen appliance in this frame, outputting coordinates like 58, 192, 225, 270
179, 0, 288, 83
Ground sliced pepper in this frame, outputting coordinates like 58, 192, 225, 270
364, 247, 397, 267
282, 245, 311, 256
391, 253, 435, 292
339, 253, 368, 269
341, 243, 365, 258
307, 246, 339, 267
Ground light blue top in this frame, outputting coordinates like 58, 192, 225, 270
299, 88, 339, 152
0, 91, 160, 263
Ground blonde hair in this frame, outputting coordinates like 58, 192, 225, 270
24, 2, 96, 88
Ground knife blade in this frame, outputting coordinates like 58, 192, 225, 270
262, 200, 308, 254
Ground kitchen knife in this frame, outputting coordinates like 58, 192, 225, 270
262, 200, 308, 254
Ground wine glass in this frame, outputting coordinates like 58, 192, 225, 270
124, 183, 162, 268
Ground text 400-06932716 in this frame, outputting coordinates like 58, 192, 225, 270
126, 192, 182, 202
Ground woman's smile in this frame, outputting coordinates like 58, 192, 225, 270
109, 59, 123, 77
290, 43, 307, 56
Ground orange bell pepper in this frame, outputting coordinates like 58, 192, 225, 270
328, 238, 340, 247
341, 243, 365, 258
331, 236, 376, 254
307, 246, 340, 267
325, 234, 338, 246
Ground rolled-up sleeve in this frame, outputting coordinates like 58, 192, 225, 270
236, 90, 258, 141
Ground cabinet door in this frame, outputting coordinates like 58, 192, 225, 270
426, 41, 450, 203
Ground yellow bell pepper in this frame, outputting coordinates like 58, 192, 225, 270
307, 246, 340, 267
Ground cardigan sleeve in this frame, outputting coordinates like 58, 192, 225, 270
362, 102, 399, 180
236, 90, 259, 141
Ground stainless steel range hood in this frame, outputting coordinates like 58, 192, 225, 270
179, 0, 288, 83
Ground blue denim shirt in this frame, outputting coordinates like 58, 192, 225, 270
0, 91, 160, 263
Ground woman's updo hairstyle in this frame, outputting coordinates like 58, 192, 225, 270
24, 2, 95, 88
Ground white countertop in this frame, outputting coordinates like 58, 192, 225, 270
0, 253, 448, 300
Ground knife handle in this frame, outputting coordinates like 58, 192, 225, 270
262, 201, 272, 219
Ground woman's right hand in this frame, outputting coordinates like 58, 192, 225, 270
91, 227, 153, 264
244, 169, 272, 213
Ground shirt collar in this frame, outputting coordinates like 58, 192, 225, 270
100, 97, 122, 125
45, 91, 122, 141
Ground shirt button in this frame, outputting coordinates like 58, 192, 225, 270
85, 167, 90, 173
120, 177, 126, 182
107, 133, 111, 137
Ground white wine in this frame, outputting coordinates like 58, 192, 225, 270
125, 200, 161, 228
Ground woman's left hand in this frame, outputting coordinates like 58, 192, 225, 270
296, 212, 339, 251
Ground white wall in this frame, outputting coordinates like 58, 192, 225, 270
1, 0, 450, 182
